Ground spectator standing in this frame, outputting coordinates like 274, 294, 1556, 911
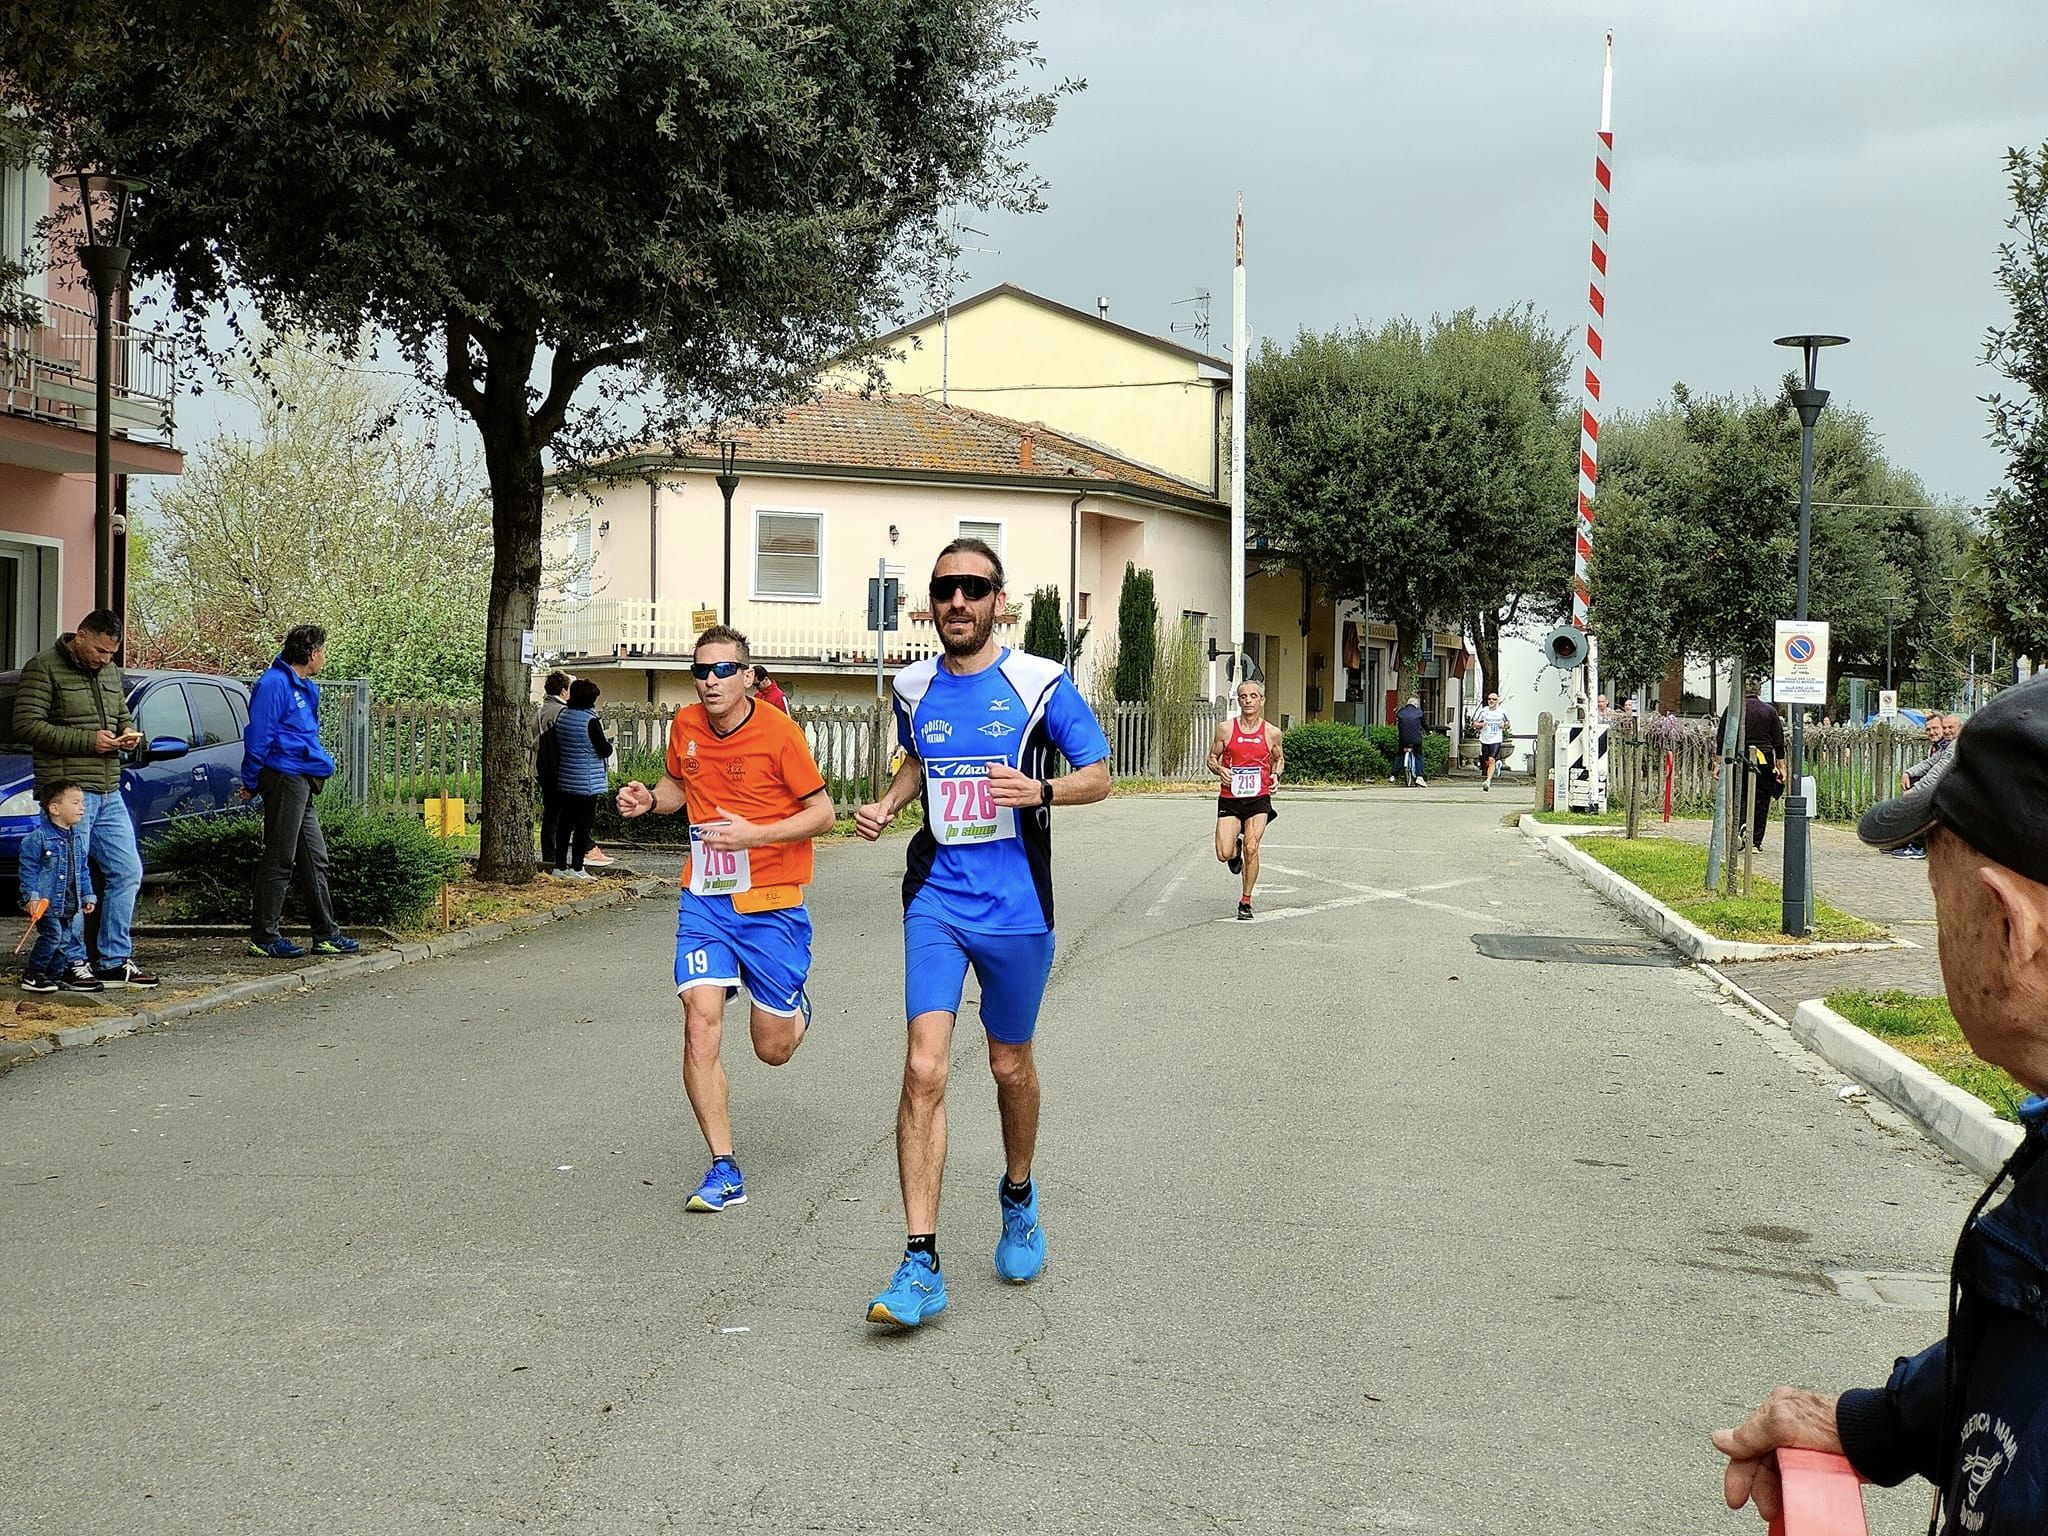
544, 678, 613, 879
534, 671, 571, 866
754, 665, 790, 713
1718, 682, 1787, 852
1393, 695, 1427, 787
17, 780, 100, 993
1714, 675, 2048, 1534
11, 609, 157, 988
243, 625, 360, 960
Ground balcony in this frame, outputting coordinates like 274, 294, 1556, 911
0, 293, 179, 474
538, 598, 1023, 672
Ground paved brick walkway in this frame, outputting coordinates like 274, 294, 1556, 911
1648, 816, 1944, 1020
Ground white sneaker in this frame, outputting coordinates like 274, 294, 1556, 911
1416, 778, 1428, 788
568, 868, 599, 882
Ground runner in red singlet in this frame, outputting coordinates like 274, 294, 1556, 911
1207, 679, 1284, 921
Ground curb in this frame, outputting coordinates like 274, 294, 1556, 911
0, 876, 664, 1072
1519, 815, 1903, 964
1787, 999, 2022, 1179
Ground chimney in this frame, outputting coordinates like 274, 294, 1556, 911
1020, 430, 1035, 470
1096, 296, 1109, 320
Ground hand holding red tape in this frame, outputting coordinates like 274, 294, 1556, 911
1767, 1449, 1868, 1536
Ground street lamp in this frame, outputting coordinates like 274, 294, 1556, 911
715, 440, 740, 625
1773, 332, 1850, 938
1879, 592, 1905, 695
58, 170, 148, 618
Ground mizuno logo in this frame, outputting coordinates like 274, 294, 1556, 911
988, 698, 1011, 712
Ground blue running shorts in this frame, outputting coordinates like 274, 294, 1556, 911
674, 891, 812, 1018
903, 912, 1056, 1044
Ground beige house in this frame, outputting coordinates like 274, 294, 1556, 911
539, 391, 1231, 710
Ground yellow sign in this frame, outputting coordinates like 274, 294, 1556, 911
691, 607, 719, 631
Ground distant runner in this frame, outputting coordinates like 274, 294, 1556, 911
1208, 679, 1283, 920
1474, 692, 1511, 792
616, 626, 835, 1214
854, 538, 1110, 1328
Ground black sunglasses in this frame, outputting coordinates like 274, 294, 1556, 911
691, 660, 747, 679
930, 574, 997, 604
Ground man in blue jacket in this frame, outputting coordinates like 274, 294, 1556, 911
242, 625, 359, 959
1713, 675, 2048, 1534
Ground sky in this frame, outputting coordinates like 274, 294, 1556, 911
154, 0, 2048, 509
930, 0, 2048, 504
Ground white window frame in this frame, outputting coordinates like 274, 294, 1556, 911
0, 159, 46, 302
751, 505, 827, 604
955, 518, 1005, 562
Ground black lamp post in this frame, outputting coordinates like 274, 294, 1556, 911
1880, 592, 1904, 695
715, 440, 740, 624
1773, 332, 1850, 937
58, 171, 148, 617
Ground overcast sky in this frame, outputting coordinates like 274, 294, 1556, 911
941, 0, 2048, 504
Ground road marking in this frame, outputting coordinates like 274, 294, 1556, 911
1254, 865, 1500, 926
1146, 848, 1210, 917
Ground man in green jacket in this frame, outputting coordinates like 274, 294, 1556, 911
12, 610, 160, 988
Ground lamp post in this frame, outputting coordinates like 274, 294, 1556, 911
715, 440, 740, 625
1773, 332, 1850, 938
1879, 592, 1905, 695
58, 171, 148, 617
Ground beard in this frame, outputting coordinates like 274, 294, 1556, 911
939, 605, 997, 657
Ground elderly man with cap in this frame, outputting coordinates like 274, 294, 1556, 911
1712, 675, 2048, 1534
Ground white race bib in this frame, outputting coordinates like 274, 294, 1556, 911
1229, 766, 1263, 798
687, 825, 752, 896
926, 761, 1016, 846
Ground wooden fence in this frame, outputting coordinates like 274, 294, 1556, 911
1094, 698, 1230, 781
1605, 718, 1934, 826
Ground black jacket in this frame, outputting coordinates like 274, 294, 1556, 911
1395, 705, 1425, 747
1838, 1101, 2048, 1533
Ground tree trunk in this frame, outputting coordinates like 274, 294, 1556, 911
1476, 610, 1502, 703
475, 408, 544, 884
1393, 618, 1419, 703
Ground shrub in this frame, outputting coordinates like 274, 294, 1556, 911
152, 806, 463, 927
1281, 722, 1389, 783
1114, 563, 1157, 702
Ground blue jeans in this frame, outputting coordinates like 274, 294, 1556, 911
82, 791, 140, 967
28, 905, 85, 974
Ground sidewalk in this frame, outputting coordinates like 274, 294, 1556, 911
1654, 816, 1944, 1020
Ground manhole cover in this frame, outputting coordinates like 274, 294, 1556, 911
1827, 1270, 1948, 1311
1471, 933, 1680, 967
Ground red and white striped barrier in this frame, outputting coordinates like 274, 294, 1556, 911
1768, 1449, 1869, 1536
1570, 33, 1614, 635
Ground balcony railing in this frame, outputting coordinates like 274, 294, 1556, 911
1, 293, 177, 445
538, 598, 970, 669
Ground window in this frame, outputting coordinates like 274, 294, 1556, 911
755, 510, 823, 601
570, 517, 593, 602
226, 689, 250, 734
1181, 609, 1208, 638
135, 684, 193, 746
0, 160, 45, 301
185, 683, 240, 748
956, 520, 1004, 560
1077, 592, 1091, 622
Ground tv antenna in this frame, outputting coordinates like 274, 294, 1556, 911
1170, 289, 1212, 350
938, 220, 998, 406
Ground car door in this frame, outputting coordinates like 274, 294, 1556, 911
124, 681, 202, 845
181, 682, 245, 816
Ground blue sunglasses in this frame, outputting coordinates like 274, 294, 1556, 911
691, 660, 748, 680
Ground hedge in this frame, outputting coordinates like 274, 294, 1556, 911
150, 807, 464, 928
1365, 725, 1453, 781
1280, 722, 1390, 783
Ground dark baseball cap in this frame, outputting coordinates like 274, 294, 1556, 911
1859, 675, 2048, 885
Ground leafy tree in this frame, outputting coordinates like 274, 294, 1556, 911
1023, 585, 1064, 661
1114, 563, 1158, 702
42, 2, 1067, 879
129, 340, 490, 700
1979, 143, 2048, 660
1247, 307, 1574, 697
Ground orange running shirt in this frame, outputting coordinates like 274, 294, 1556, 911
666, 700, 827, 890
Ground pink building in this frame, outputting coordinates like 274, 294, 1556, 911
1, 157, 181, 664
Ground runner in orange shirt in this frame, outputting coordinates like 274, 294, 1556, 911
616, 625, 835, 1212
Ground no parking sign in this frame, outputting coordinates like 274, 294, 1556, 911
1773, 620, 1830, 706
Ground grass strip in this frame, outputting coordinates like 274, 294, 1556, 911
1827, 990, 2028, 1124
1575, 835, 1885, 945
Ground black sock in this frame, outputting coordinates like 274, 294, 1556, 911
905, 1233, 938, 1267
1000, 1176, 1032, 1206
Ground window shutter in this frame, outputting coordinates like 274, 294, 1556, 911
756, 511, 822, 599
957, 520, 1003, 559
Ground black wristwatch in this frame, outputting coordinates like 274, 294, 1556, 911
1039, 779, 1054, 808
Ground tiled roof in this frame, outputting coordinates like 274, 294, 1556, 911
654, 393, 1221, 510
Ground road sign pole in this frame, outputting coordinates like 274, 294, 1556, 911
1783, 392, 1826, 936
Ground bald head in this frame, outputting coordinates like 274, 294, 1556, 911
1927, 827, 2048, 1094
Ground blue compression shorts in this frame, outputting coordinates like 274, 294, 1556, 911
903, 912, 1056, 1044
674, 890, 812, 1018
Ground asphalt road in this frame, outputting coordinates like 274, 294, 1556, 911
2, 789, 1981, 1534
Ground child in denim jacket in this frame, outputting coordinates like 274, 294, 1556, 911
18, 780, 100, 993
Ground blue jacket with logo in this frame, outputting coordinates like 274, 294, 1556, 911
19, 817, 94, 916
242, 657, 336, 791
1837, 1101, 2048, 1533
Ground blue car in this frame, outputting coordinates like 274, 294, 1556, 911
0, 669, 253, 879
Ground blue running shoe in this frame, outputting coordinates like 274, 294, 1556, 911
686, 1158, 746, 1212
247, 937, 306, 960
311, 933, 361, 955
994, 1178, 1045, 1283
866, 1250, 947, 1327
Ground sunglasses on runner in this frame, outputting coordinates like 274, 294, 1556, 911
929, 575, 997, 604
690, 660, 747, 679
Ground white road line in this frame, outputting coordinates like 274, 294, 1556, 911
1254, 865, 1502, 926
1146, 847, 1212, 917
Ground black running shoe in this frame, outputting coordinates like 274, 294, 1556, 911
18, 970, 56, 994
1236, 900, 1252, 922
93, 960, 159, 989
1227, 835, 1243, 875
59, 963, 105, 992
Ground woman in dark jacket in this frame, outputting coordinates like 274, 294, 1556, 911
543, 679, 612, 878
